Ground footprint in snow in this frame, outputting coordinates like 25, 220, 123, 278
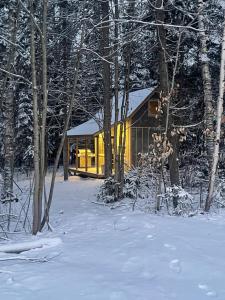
6, 277, 15, 285
122, 257, 141, 273
164, 243, 176, 250
110, 291, 126, 299
144, 223, 155, 229
169, 259, 181, 273
146, 234, 154, 240
198, 284, 217, 297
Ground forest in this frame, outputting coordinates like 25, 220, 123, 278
0, 0, 225, 258
1, 1, 225, 298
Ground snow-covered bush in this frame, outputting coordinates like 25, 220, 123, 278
213, 178, 225, 208
160, 186, 195, 216
97, 167, 154, 203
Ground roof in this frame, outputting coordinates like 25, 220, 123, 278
67, 87, 155, 136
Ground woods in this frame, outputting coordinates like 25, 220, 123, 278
0, 0, 225, 235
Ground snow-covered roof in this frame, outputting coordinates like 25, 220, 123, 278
67, 87, 155, 136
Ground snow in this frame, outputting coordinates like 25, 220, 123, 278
1, 175, 225, 299
0, 238, 62, 253
67, 117, 101, 136
67, 87, 154, 136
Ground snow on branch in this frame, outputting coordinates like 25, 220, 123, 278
96, 19, 202, 32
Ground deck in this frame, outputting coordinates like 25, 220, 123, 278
68, 167, 105, 179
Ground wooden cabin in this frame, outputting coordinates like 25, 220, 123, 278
63, 87, 163, 179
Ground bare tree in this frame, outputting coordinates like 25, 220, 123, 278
38, 0, 49, 226
29, 0, 41, 234
205, 13, 225, 212
2, 1, 20, 200
100, 0, 112, 178
155, 0, 180, 187
40, 27, 85, 230
113, 0, 120, 200
198, 0, 214, 168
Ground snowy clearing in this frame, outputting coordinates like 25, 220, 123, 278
1, 176, 225, 300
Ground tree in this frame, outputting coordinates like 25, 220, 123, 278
1, 1, 20, 201
29, 0, 41, 234
155, 0, 180, 207
205, 12, 225, 212
198, 0, 214, 169
100, 0, 112, 178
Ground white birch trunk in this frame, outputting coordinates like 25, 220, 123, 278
205, 14, 225, 212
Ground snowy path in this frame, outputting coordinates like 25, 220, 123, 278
1, 176, 225, 300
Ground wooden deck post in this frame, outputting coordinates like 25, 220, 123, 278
96, 135, 99, 174
85, 137, 88, 172
63, 136, 69, 181
76, 137, 79, 170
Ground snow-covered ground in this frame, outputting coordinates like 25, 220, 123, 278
1, 176, 225, 300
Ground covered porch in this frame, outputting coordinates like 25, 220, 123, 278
63, 133, 106, 179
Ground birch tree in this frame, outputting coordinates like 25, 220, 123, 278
205, 12, 225, 212
197, 0, 214, 168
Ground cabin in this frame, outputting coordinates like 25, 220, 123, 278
63, 87, 164, 179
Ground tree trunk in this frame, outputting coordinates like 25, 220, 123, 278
117, 0, 134, 199
113, 0, 120, 200
38, 0, 49, 231
100, 0, 112, 178
2, 2, 20, 199
40, 29, 84, 230
3, 85, 14, 199
30, 0, 41, 235
198, 0, 214, 168
155, 0, 180, 207
205, 14, 225, 212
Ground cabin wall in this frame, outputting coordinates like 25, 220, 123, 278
130, 99, 162, 166
131, 101, 159, 128
95, 133, 105, 173
125, 119, 131, 169
112, 121, 131, 169
94, 121, 131, 173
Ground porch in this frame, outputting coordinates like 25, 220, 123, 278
63, 134, 106, 179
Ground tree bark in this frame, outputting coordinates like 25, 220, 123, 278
2, 1, 20, 199
100, 0, 112, 178
205, 14, 225, 212
113, 0, 120, 200
198, 0, 214, 168
38, 0, 49, 231
155, 0, 180, 207
30, 0, 41, 235
117, 0, 134, 199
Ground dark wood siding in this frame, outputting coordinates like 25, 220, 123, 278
130, 95, 163, 166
